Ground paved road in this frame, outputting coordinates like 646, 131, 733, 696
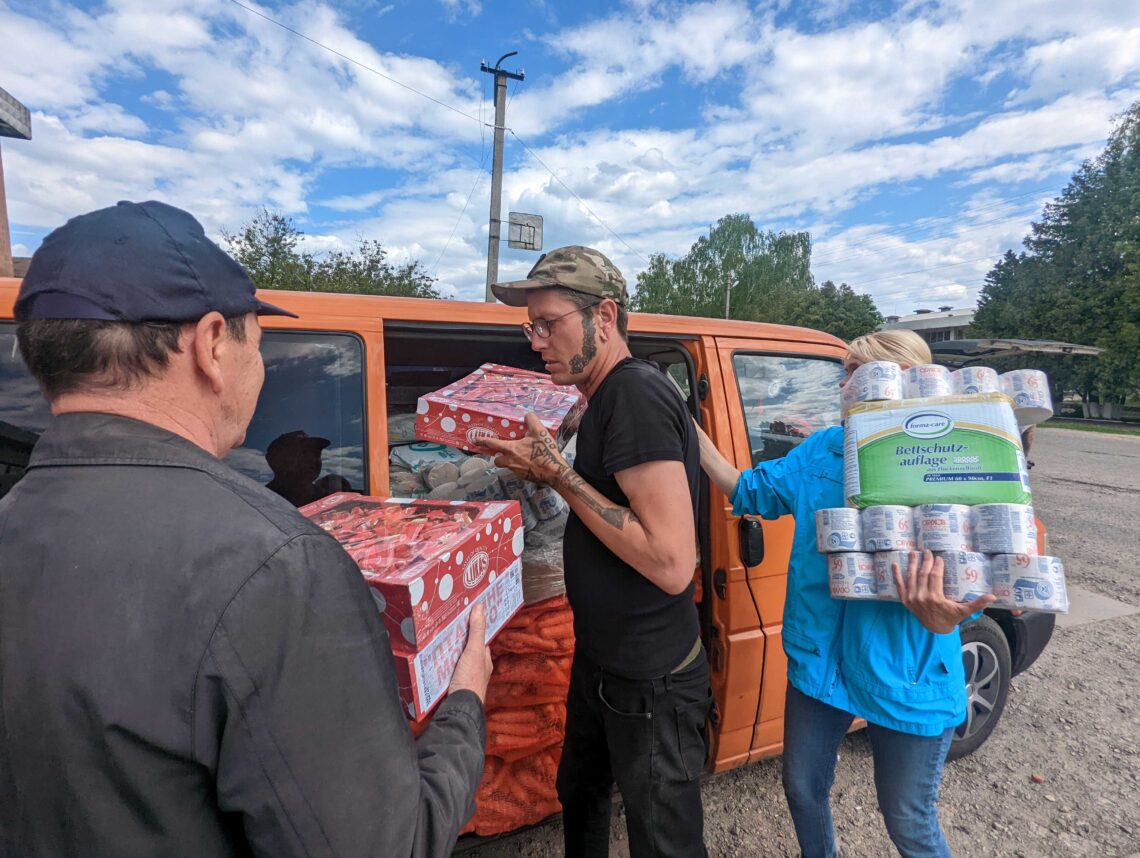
467, 428, 1140, 857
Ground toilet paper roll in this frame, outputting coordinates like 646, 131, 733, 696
915, 504, 974, 552
815, 508, 863, 553
517, 497, 538, 531
990, 554, 1068, 613
971, 504, 1038, 555
902, 364, 953, 399
861, 505, 917, 551
872, 551, 912, 602
940, 551, 991, 602
845, 361, 903, 405
530, 486, 568, 521
999, 370, 1053, 427
951, 366, 1000, 395
461, 473, 502, 501
827, 553, 878, 600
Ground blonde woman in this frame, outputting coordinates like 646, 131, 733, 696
696, 330, 992, 858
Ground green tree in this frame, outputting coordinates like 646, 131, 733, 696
223, 208, 441, 299
973, 101, 1140, 405
794, 280, 885, 343
632, 213, 882, 340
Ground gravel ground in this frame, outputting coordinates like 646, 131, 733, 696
465, 428, 1140, 857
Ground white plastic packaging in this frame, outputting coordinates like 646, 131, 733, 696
872, 550, 911, 602
990, 554, 1068, 613
940, 551, 991, 602
828, 553, 878, 600
972, 504, 1038, 555
815, 508, 863, 553
861, 505, 917, 551
951, 366, 1000, 395
903, 364, 954, 399
999, 370, 1054, 427
914, 504, 974, 552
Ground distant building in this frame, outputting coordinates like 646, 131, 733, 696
881, 306, 975, 345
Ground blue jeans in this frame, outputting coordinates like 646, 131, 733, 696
782, 684, 954, 858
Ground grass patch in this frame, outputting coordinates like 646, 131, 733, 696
1039, 420, 1140, 437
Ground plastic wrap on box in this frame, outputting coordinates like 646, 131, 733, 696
300, 493, 524, 653
520, 539, 566, 605
387, 411, 419, 444
844, 393, 1031, 508
415, 363, 586, 453
390, 441, 467, 473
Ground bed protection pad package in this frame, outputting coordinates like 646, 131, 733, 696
844, 393, 1032, 508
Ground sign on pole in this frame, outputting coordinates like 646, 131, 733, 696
507, 212, 543, 251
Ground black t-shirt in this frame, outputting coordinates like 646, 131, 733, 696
563, 358, 700, 679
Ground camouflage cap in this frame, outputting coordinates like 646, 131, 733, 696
491, 245, 627, 307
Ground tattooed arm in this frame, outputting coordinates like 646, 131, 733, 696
483, 413, 697, 596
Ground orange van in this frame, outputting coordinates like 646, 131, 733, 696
0, 279, 1055, 840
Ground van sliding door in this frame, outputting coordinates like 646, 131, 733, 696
714, 338, 845, 762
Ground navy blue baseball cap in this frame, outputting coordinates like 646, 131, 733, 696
15, 200, 297, 322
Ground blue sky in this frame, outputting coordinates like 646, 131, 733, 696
2, 0, 1139, 314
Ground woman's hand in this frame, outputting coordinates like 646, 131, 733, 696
894, 549, 995, 634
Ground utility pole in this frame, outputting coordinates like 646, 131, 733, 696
481, 52, 524, 301
724, 272, 734, 319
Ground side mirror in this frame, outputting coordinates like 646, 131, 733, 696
739, 517, 765, 568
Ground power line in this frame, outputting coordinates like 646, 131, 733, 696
432, 82, 491, 279
430, 165, 488, 278
228, 0, 491, 131
508, 129, 649, 264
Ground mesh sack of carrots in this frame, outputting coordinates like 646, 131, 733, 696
484, 651, 572, 709
490, 595, 574, 656
462, 744, 563, 836
486, 702, 567, 761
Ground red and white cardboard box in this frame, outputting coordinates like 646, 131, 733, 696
414, 362, 586, 452
300, 493, 525, 655
394, 557, 524, 720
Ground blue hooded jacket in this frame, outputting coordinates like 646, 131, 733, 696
731, 425, 966, 736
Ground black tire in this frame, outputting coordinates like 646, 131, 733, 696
948, 615, 1012, 761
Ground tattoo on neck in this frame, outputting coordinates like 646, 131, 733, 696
568, 312, 597, 374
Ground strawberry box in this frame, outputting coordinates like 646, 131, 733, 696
300, 493, 525, 655
414, 362, 585, 452
393, 557, 524, 720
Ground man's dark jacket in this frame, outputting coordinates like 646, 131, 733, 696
0, 413, 485, 857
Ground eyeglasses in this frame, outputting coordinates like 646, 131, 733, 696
521, 301, 601, 341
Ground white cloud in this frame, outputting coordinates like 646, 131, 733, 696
439, 0, 482, 20
1014, 28, 1140, 103
2, 0, 1140, 313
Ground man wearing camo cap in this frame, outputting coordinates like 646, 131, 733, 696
484, 246, 711, 857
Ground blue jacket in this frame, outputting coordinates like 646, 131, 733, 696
731, 426, 966, 736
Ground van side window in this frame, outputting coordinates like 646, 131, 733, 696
0, 323, 52, 500
225, 331, 367, 505
732, 353, 844, 466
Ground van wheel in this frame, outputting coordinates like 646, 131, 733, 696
948, 616, 1011, 761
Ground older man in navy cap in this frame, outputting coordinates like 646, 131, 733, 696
0, 201, 491, 858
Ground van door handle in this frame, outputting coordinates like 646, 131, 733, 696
739, 518, 765, 568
